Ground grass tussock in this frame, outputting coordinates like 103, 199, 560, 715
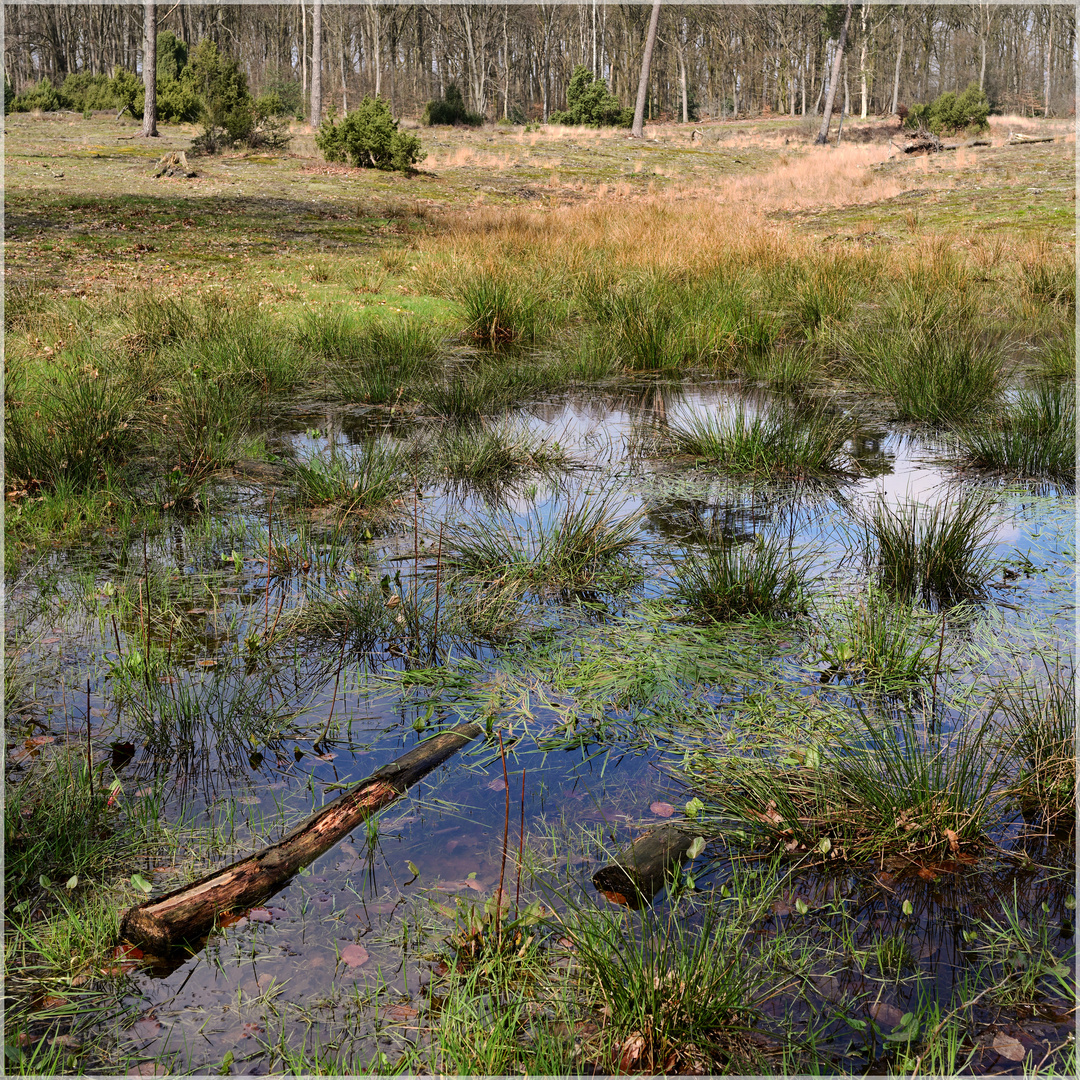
428, 418, 571, 484
704, 709, 1009, 860
814, 591, 940, 693
863, 490, 999, 607
453, 266, 549, 348
998, 663, 1075, 829
297, 311, 444, 403
445, 491, 642, 595
287, 440, 411, 514
672, 533, 811, 622
654, 402, 855, 477
4, 353, 142, 491
845, 326, 1004, 424
954, 379, 1075, 481
562, 903, 762, 1074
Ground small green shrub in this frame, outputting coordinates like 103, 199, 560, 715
57, 72, 117, 113
316, 96, 425, 172
906, 83, 990, 135
422, 83, 483, 127
186, 38, 256, 151
110, 67, 143, 117
548, 65, 632, 127
11, 77, 62, 113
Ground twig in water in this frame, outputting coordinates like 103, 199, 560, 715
315, 627, 348, 751
515, 767, 526, 917
431, 523, 444, 664
496, 730, 511, 951
86, 679, 93, 790
930, 609, 947, 719
264, 491, 275, 637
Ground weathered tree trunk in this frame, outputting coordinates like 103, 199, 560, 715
310, 0, 322, 127
631, 0, 661, 138
815, 3, 852, 145
140, 2, 157, 137
120, 723, 482, 952
593, 824, 701, 909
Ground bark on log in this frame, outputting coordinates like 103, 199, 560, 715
120, 722, 482, 952
592, 824, 702, 909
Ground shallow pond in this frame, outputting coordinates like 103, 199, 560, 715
7, 379, 1075, 1074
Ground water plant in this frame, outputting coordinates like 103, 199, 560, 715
862, 490, 999, 607
444, 490, 642, 594
427, 418, 570, 484
655, 402, 855, 476
997, 662, 1075, 828
954, 379, 1075, 481
814, 590, 940, 693
672, 532, 811, 622
287, 440, 411, 514
846, 326, 1003, 424
703, 706, 1010, 860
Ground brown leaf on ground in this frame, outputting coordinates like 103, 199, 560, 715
992, 1033, 1027, 1062
944, 827, 960, 854
619, 1032, 647, 1072
340, 943, 370, 967
650, 801, 675, 817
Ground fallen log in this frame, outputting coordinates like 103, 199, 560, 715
592, 824, 704, 909
120, 722, 483, 952
1008, 132, 1055, 145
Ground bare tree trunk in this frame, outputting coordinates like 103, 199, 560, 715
859, 2, 869, 119
631, 0, 661, 137
300, 0, 307, 108
814, 3, 852, 145
311, 0, 322, 126
891, 15, 904, 114
140, 1, 157, 137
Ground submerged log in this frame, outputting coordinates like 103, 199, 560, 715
120, 722, 482, 952
592, 824, 704, 909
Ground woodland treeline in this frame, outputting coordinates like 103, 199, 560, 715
4, 3, 1075, 124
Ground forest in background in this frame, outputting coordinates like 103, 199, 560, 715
4, 3, 1075, 127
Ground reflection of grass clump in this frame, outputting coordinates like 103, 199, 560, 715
863, 491, 998, 607
657, 403, 854, 476
673, 533, 810, 622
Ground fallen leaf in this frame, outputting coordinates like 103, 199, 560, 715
340, 943, 370, 967
599, 888, 630, 906
869, 1002, 904, 1027
41, 995, 68, 1009
485, 776, 507, 792
649, 801, 675, 818
384, 1003, 419, 1021
992, 1033, 1027, 1062
944, 828, 960, 855
619, 1032, 646, 1072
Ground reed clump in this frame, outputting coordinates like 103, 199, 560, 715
862, 490, 998, 607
